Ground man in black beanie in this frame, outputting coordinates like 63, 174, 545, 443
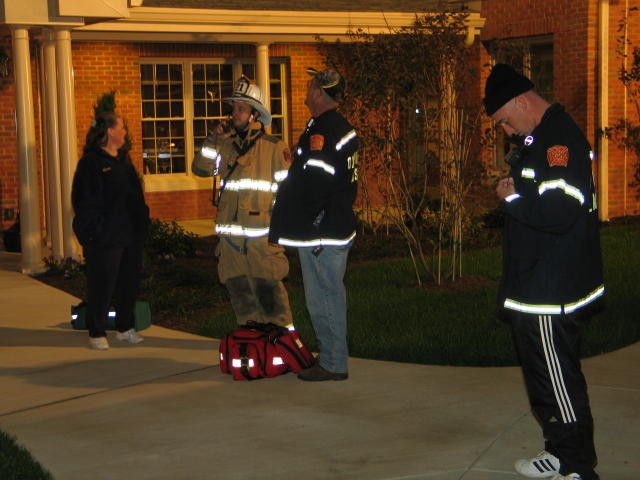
485, 64, 604, 480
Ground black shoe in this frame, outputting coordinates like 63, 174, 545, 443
297, 363, 348, 381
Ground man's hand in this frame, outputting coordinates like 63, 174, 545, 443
215, 119, 234, 138
496, 177, 516, 201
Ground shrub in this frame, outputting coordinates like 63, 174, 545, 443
42, 256, 84, 278
144, 219, 198, 260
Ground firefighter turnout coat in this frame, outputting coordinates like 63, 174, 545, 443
268, 108, 359, 247
499, 103, 604, 315
192, 121, 291, 283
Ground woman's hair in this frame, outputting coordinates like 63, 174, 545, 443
83, 111, 119, 154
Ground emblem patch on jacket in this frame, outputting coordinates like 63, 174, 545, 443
547, 145, 569, 167
310, 134, 325, 151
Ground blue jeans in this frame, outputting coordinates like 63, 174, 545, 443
298, 244, 351, 373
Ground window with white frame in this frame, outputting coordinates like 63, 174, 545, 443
140, 59, 289, 177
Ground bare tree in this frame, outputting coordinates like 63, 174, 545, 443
604, 6, 640, 195
320, 10, 482, 286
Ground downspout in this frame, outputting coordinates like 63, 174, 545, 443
623, 0, 629, 215
598, 0, 610, 221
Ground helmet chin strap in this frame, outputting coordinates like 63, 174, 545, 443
240, 112, 260, 132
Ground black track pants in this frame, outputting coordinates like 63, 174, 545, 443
84, 244, 143, 338
509, 311, 599, 480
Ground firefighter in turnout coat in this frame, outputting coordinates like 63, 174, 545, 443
486, 64, 604, 480
192, 77, 293, 327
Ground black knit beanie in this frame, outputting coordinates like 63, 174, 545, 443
483, 64, 534, 115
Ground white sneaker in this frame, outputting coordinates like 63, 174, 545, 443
115, 328, 144, 344
515, 450, 561, 478
89, 336, 109, 350
551, 474, 582, 480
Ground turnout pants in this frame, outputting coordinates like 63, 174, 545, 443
84, 243, 144, 338
217, 236, 292, 327
509, 311, 599, 480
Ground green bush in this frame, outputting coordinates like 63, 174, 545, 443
0, 430, 53, 480
144, 219, 198, 260
42, 256, 84, 278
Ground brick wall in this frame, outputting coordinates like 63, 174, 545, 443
73, 42, 143, 176
481, 0, 640, 217
4, 3, 638, 237
0, 35, 19, 232
272, 43, 325, 144
605, 2, 640, 216
0, 34, 44, 233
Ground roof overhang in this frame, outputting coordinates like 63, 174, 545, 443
71, 7, 485, 44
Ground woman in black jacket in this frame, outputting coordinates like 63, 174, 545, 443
72, 111, 150, 350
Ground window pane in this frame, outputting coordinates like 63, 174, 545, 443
142, 123, 155, 138
270, 98, 282, 115
169, 64, 182, 82
193, 64, 204, 81
171, 101, 183, 117
172, 156, 185, 173
208, 100, 222, 117
269, 63, 281, 79
242, 64, 256, 80
142, 102, 155, 118
142, 137, 155, 150
156, 101, 170, 117
156, 64, 169, 81
170, 83, 183, 99
156, 84, 169, 100
140, 64, 153, 81
142, 85, 154, 100
156, 120, 169, 138
271, 80, 282, 98
170, 121, 184, 137
271, 117, 283, 136
193, 120, 207, 138
193, 83, 206, 100
205, 64, 218, 80
194, 100, 206, 117
531, 44, 554, 102
221, 79, 234, 99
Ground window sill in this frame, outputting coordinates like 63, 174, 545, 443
143, 174, 213, 193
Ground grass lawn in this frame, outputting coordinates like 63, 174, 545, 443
0, 431, 53, 480
34, 218, 640, 366
198, 219, 640, 366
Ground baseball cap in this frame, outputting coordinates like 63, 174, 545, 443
306, 67, 345, 102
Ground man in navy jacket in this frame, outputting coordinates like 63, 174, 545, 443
487, 64, 604, 480
269, 67, 359, 381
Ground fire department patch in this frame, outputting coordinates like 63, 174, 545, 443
283, 147, 292, 165
310, 134, 325, 151
547, 145, 569, 167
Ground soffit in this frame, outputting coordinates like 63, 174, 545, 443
73, 4, 485, 44
140, 0, 481, 13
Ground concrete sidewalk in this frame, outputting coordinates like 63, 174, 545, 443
0, 250, 638, 480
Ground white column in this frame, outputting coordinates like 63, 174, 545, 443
41, 29, 64, 259
11, 27, 43, 274
55, 28, 81, 259
255, 43, 271, 131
